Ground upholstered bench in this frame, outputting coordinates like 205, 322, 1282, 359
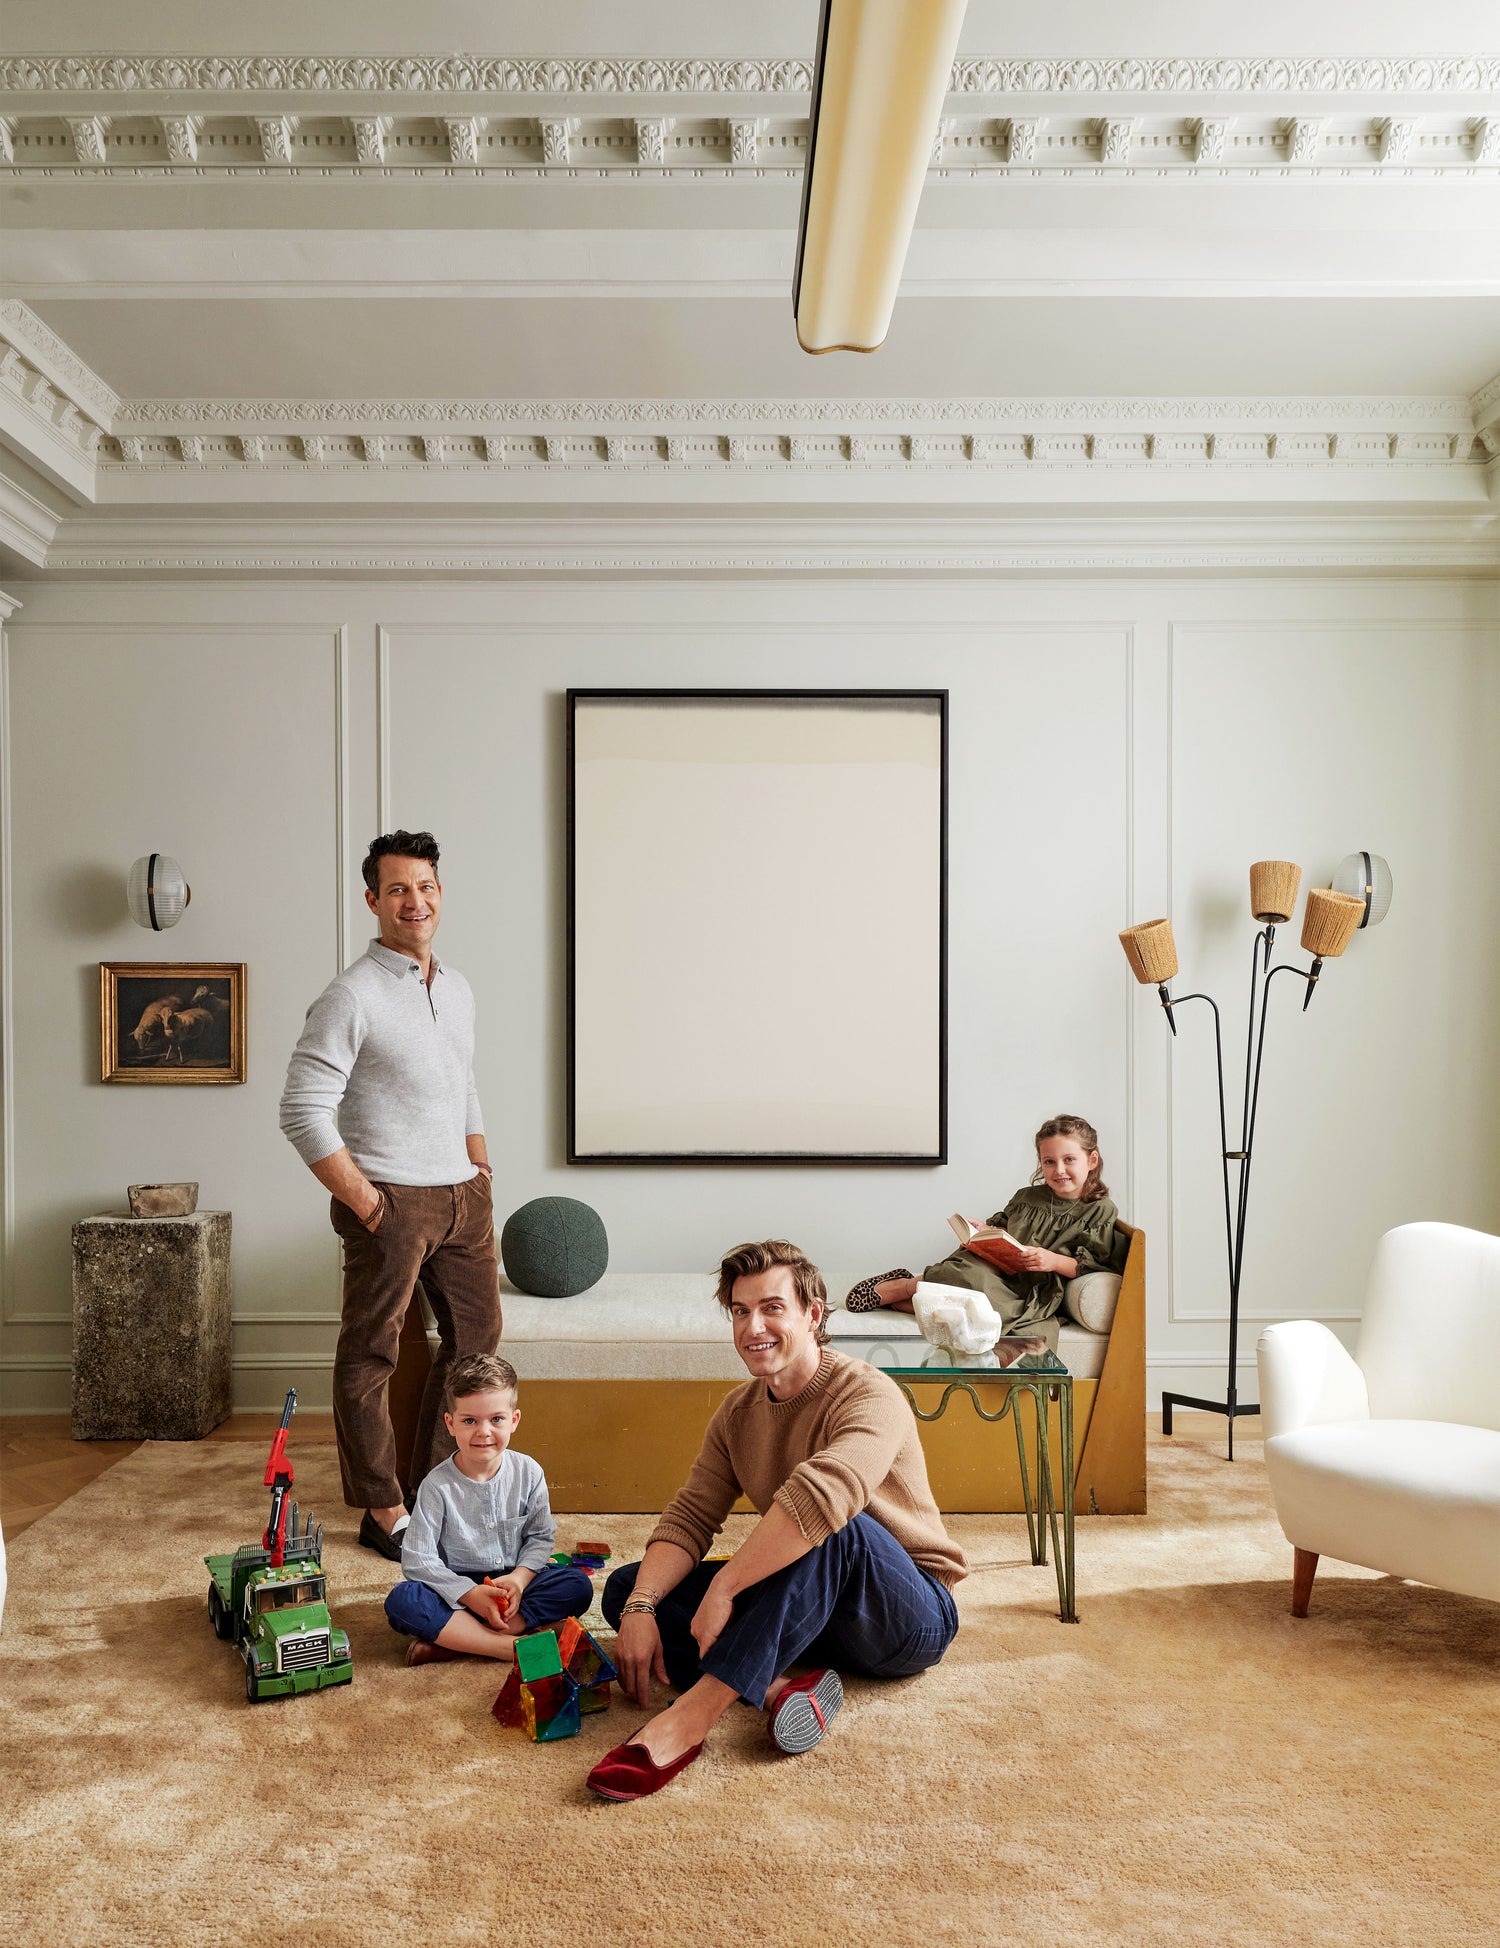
391, 1225, 1145, 1516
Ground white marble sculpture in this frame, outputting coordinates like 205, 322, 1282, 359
912, 1280, 1006, 1356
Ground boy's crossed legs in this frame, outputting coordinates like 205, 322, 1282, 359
386, 1562, 593, 1664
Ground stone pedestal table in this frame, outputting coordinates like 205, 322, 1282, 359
71, 1210, 232, 1439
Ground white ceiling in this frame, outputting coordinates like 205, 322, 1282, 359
24, 296, 1500, 402
1, 1, 1496, 573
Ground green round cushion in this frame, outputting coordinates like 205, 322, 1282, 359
500, 1196, 609, 1298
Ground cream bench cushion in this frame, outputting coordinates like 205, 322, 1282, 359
498, 1272, 1110, 1381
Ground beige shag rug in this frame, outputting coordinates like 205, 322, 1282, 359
2, 1435, 1498, 1948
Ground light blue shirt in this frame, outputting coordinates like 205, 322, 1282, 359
399, 1451, 557, 1608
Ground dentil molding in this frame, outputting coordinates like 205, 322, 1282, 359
0, 299, 119, 426
4, 50, 1496, 179
4, 109, 1497, 178
94, 394, 1488, 476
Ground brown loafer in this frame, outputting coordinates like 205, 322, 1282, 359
586, 1736, 704, 1801
405, 1639, 461, 1667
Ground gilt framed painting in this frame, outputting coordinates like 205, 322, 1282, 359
100, 963, 247, 1084
567, 689, 947, 1162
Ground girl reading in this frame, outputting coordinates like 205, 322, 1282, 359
846, 1114, 1126, 1350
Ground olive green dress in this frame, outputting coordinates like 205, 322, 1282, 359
920, 1186, 1126, 1350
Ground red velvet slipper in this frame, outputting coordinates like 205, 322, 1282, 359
766, 1669, 844, 1754
585, 1736, 704, 1802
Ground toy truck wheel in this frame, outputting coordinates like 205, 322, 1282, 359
209, 1584, 233, 1641
244, 1657, 265, 1703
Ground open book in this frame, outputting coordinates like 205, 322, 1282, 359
947, 1213, 1029, 1276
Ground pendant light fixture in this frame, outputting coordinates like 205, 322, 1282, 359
793, 0, 969, 354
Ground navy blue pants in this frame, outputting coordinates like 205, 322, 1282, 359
385, 1564, 593, 1643
602, 1513, 958, 1709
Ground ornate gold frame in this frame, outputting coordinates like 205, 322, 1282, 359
99, 962, 247, 1084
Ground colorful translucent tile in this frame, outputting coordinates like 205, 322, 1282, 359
515, 1630, 564, 1683
573, 1540, 612, 1558
555, 1616, 618, 1690
549, 1551, 572, 1565
492, 1664, 584, 1742
492, 1665, 525, 1728
524, 1672, 581, 1741
578, 1679, 610, 1715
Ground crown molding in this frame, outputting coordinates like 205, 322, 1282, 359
0, 476, 61, 567
5, 50, 1496, 181
110, 394, 1480, 431
0, 300, 118, 427
4, 108, 1497, 179
3, 54, 1498, 98
26, 509, 1500, 578
1472, 370, 1500, 434
95, 396, 1488, 492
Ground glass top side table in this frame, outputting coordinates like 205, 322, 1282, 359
841, 1337, 1077, 1623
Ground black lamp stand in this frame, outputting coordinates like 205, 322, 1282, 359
1156, 926, 1334, 1460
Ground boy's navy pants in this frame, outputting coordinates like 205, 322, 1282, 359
386, 1563, 593, 1643
602, 1513, 958, 1708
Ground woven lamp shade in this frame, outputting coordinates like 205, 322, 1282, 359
1300, 887, 1364, 959
1119, 918, 1178, 985
1249, 860, 1302, 924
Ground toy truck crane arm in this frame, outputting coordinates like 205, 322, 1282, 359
262, 1387, 298, 1568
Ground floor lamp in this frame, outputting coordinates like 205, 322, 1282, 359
1120, 864, 1367, 1459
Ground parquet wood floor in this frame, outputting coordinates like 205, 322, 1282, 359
1, 1413, 338, 1542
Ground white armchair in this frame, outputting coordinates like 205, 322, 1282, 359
1257, 1221, 1500, 1616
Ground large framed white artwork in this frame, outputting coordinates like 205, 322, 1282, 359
567, 689, 947, 1162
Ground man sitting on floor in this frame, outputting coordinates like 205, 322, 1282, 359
587, 1239, 967, 1802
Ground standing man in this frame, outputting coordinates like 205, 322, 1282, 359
587, 1239, 966, 1802
280, 831, 502, 1562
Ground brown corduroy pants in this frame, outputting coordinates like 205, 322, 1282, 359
329, 1174, 502, 1510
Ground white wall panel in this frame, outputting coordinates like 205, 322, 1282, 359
0, 578, 1495, 1410
1, 621, 348, 1402
1167, 622, 1500, 1345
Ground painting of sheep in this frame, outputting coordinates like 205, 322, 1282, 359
101, 964, 246, 1084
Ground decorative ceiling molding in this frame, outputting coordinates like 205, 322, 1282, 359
113, 394, 1478, 430
83, 393, 1494, 484
1471, 370, 1500, 433
0, 300, 119, 425
4, 109, 1497, 178
4, 54, 1498, 98
27, 509, 1500, 578
88, 425, 1488, 479
0, 476, 61, 568
0, 332, 108, 501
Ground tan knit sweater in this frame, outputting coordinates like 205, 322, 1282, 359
648, 1348, 968, 1589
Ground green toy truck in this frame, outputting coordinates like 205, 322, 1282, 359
204, 1388, 352, 1702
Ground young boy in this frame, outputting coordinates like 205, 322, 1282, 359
384, 1353, 593, 1667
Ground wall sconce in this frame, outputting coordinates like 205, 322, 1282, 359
1119, 859, 1376, 1458
793, 0, 969, 353
127, 853, 191, 930
1332, 851, 1394, 930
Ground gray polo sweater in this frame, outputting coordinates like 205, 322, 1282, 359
279, 939, 484, 1186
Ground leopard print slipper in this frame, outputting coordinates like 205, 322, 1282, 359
844, 1268, 916, 1313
